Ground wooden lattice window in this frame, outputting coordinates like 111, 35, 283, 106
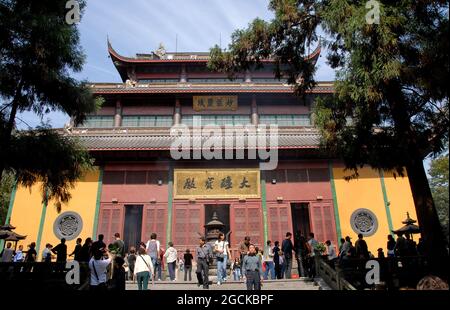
309, 202, 337, 245
268, 204, 291, 244
143, 205, 167, 246
97, 204, 124, 246
231, 204, 263, 247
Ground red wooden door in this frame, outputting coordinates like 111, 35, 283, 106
142, 204, 167, 247
172, 203, 204, 252
268, 203, 292, 244
97, 203, 125, 246
309, 201, 337, 245
231, 203, 263, 247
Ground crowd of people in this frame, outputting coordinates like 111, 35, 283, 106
0, 229, 426, 291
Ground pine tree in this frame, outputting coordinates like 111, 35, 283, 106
0, 0, 99, 204
209, 0, 449, 273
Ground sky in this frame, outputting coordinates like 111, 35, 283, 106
16, 0, 335, 129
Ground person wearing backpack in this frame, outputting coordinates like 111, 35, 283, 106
146, 233, 161, 281
134, 247, 154, 290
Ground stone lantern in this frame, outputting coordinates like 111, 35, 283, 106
204, 212, 225, 242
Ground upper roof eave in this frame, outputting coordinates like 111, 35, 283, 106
107, 38, 321, 66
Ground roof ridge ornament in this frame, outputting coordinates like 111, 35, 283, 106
154, 42, 166, 59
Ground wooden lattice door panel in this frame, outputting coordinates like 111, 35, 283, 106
172, 204, 203, 250
142, 204, 167, 246
309, 201, 337, 244
97, 204, 124, 246
231, 204, 263, 247
268, 204, 291, 244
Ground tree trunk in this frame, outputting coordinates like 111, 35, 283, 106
405, 156, 449, 278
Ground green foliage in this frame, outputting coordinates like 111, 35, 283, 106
315, 0, 449, 174
0, 172, 15, 224
210, 1, 449, 256
314, 242, 327, 254
0, 0, 97, 204
0, 0, 96, 125
209, 0, 449, 174
429, 149, 449, 240
208, 0, 321, 95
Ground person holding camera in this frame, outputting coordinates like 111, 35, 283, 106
196, 237, 212, 289
214, 232, 231, 285
89, 248, 112, 291
242, 244, 263, 290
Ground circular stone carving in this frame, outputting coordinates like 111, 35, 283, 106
53, 212, 83, 240
350, 208, 378, 237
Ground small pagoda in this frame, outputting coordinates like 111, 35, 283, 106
0, 223, 27, 250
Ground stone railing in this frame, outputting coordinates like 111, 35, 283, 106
317, 258, 356, 290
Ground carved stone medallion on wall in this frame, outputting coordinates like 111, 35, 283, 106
53, 211, 83, 240
350, 208, 378, 237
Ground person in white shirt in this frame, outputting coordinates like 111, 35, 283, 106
134, 247, 154, 290
164, 242, 177, 281
89, 249, 112, 290
263, 240, 276, 280
13, 245, 24, 262
325, 240, 338, 268
214, 233, 232, 285
41, 243, 53, 262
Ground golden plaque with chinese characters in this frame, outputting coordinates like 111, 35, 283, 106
173, 169, 260, 199
193, 96, 238, 111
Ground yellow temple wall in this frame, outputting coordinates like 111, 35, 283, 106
382, 171, 418, 237
7, 183, 45, 252
6, 165, 419, 259
332, 166, 418, 253
7, 169, 101, 260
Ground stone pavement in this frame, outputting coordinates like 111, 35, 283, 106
126, 278, 328, 290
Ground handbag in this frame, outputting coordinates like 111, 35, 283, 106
216, 241, 225, 261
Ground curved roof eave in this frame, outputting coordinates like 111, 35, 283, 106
107, 38, 322, 66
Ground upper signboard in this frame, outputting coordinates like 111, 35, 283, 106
193, 96, 238, 111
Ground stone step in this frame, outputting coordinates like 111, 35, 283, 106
126, 278, 324, 290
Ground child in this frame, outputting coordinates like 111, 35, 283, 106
13, 245, 24, 262
232, 257, 241, 281
42, 244, 53, 262
110, 256, 126, 291
183, 249, 193, 281
127, 247, 137, 281
178, 257, 184, 272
